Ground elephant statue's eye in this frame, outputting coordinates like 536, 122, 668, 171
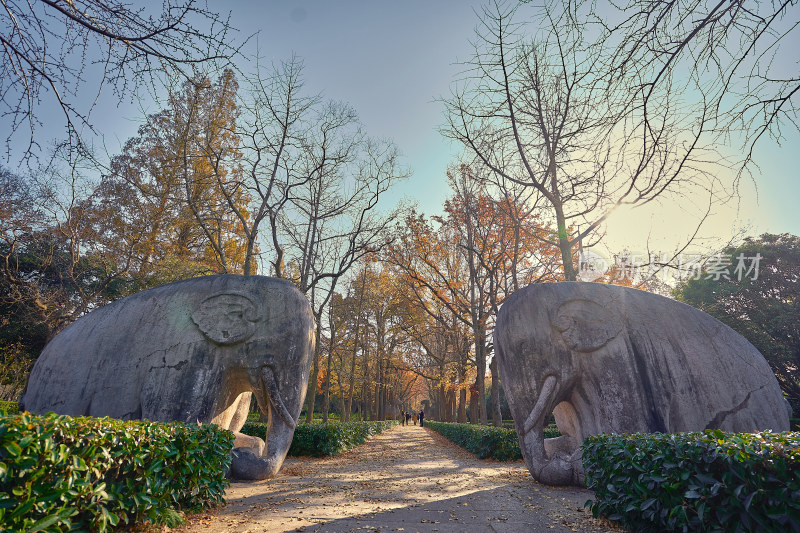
552, 299, 623, 352
553, 315, 574, 332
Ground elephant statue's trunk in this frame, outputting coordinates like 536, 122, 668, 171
229, 366, 299, 480
262, 364, 297, 431
520, 375, 583, 486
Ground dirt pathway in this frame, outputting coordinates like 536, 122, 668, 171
177, 424, 618, 533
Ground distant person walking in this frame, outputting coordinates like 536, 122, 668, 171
400, 409, 405, 426
419, 409, 425, 427
412, 413, 418, 425
405, 411, 411, 425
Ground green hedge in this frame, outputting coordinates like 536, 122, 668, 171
0, 412, 233, 532
245, 412, 342, 423
426, 421, 522, 461
582, 430, 800, 532
240, 420, 396, 457
240, 420, 267, 441
0, 401, 18, 415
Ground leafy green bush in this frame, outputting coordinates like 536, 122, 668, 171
305, 412, 341, 420
543, 422, 561, 438
500, 419, 560, 438
246, 412, 343, 424
0, 401, 18, 415
426, 421, 522, 461
240, 420, 396, 457
582, 430, 800, 532
0, 412, 234, 532
291, 420, 396, 456
240, 420, 266, 440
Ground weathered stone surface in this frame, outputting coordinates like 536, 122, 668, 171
233, 433, 265, 458
21, 275, 314, 480
494, 282, 791, 486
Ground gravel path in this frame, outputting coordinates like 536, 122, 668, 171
176, 424, 620, 533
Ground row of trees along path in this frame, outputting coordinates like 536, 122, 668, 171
177, 425, 618, 533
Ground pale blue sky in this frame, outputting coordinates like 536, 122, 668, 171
228, 1, 800, 254
230, 0, 483, 215
8, 0, 800, 256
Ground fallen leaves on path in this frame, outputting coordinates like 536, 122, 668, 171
176, 424, 621, 533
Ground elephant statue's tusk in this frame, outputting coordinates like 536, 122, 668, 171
261, 366, 297, 430
523, 375, 558, 435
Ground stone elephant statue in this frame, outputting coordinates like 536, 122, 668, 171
20, 275, 314, 480
494, 282, 791, 486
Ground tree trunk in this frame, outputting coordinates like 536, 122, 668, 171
304, 321, 323, 423
361, 355, 370, 421
374, 379, 380, 421
448, 388, 456, 422
490, 356, 502, 426
322, 311, 337, 423
457, 364, 467, 423
475, 326, 487, 425
243, 233, 256, 276
345, 348, 357, 422
469, 383, 479, 424
322, 350, 332, 423
336, 356, 347, 420
553, 196, 576, 281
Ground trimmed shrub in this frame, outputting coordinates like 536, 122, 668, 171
240, 420, 396, 457
0, 401, 18, 415
500, 420, 562, 438
582, 430, 800, 532
500, 419, 561, 438
240, 419, 266, 440
426, 421, 522, 461
245, 412, 342, 423
303, 412, 342, 421
543, 422, 561, 438
0, 412, 233, 532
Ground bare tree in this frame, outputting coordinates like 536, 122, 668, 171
576, 0, 800, 172
0, 154, 141, 341
284, 134, 406, 420
443, 0, 726, 280
1, 0, 239, 163
232, 57, 319, 276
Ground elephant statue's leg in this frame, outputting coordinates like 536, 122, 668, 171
520, 375, 583, 486
212, 391, 252, 432
212, 392, 266, 457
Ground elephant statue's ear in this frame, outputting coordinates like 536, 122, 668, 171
192, 292, 262, 345
552, 299, 623, 352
